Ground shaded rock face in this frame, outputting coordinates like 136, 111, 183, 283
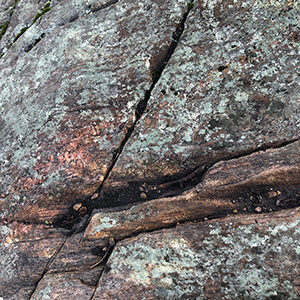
0, 0, 190, 221
0, 0, 300, 299
0, 222, 67, 299
83, 140, 300, 244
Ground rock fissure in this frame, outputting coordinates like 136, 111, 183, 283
1, 0, 300, 298
82, 139, 300, 246
0, 0, 121, 58
9, 1, 51, 47
159, 137, 300, 194
52, 0, 197, 230
0, 0, 18, 57
89, 244, 116, 300
24, 32, 45, 52
28, 237, 68, 299
83, 0, 195, 209
0, 0, 18, 38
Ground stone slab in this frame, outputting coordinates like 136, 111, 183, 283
93, 207, 300, 299
0, 0, 190, 222
83, 141, 300, 244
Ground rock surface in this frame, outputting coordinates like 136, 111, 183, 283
93, 207, 300, 299
0, 222, 67, 299
30, 229, 104, 300
101, 0, 300, 205
0, 0, 300, 299
0, 0, 190, 222
83, 140, 300, 244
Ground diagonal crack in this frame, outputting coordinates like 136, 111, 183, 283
81, 138, 300, 249
28, 237, 68, 299
1, 0, 119, 57
91, 1, 195, 201
89, 243, 116, 299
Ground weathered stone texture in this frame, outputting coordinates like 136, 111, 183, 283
0, 0, 50, 56
30, 272, 95, 300
0, 0, 14, 29
104, 0, 300, 189
0, 0, 300, 299
93, 207, 300, 299
0, 0, 190, 222
47, 230, 104, 287
0, 222, 67, 299
84, 140, 300, 244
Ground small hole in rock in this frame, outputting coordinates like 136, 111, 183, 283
218, 65, 228, 72
91, 246, 105, 256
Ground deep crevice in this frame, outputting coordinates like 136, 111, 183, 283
107, 203, 300, 248
55, 1, 195, 229
89, 243, 116, 300
91, 0, 195, 199
158, 137, 300, 193
79, 137, 300, 217
24, 32, 45, 52
70, 0, 299, 220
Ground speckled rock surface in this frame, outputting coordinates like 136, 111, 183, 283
1, 0, 300, 299
83, 140, 300, 244
93, 207, 300, 299
30, 272, 95, 300
0, 0, 50, 56
0, 0, 190, 222
0, 0, 14, 30
0, 222, 67, 299
103, 0, 300, 192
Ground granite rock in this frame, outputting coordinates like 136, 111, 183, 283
83, 140, 300, 244
101, 0, 300, 203
0, 0, 300, 298
0, 0, 190, 222
93, 207, 300, 299
0, 222, 67, 299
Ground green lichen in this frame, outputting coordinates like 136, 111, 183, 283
102, 216, 300, 299
9, 0, 18, 16
9, 2, 51, 47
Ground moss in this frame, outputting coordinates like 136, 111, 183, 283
32, 2, 51, 24
10, 2, 51, 46
187, 1, 194, 11
0, 22, 9, 39
9, 0, 18, 16
13, 26, 29, 43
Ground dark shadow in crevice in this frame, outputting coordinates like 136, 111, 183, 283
24, 32, 45, 52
